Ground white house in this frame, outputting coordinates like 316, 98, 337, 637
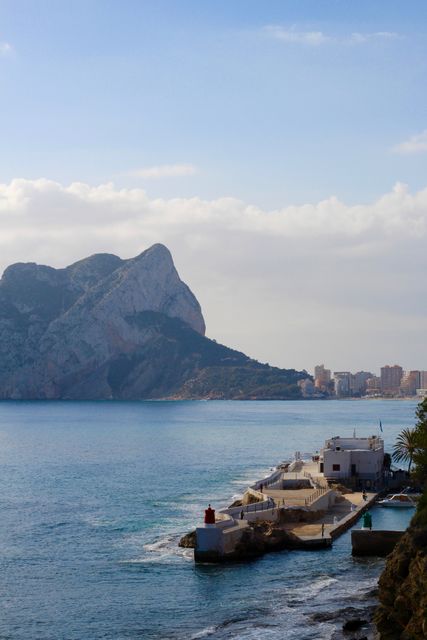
318, 435, 384, 489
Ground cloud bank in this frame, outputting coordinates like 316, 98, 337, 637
0, 42, 12, 55
128, 163, 197, 179
0, 178, 425, 372
264, 25, 398, 46
393, 130, 427, 155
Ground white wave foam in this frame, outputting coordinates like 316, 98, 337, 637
143, 536, 175, 553
189, 626, 216, 639
288, 576, 338, 599
120, 532, 194, 565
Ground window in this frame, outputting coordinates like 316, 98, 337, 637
332, 464, 340, 471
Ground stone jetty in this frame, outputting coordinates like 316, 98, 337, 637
190, 455, 379, 563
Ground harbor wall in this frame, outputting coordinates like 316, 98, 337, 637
351, 530, 404, 557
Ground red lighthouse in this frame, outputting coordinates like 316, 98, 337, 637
204, 504, 215, 524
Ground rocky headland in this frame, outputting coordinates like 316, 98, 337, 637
375, 497, 427, 639
0, 243, 307, 399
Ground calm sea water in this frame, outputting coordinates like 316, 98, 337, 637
0, 399, 417, 640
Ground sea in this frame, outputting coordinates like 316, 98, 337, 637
0, 399, 417, 640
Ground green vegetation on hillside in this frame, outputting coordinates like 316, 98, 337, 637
109, 311, 308, 399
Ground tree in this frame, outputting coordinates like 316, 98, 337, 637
413, 397, 427, 480
383, 452, 392, 471
392, 427, 418, 473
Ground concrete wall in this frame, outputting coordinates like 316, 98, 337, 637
351, 529, 404, 557
350, 449, 383, 478
195, 526, 224, 554
308, 489, 336, 510
323, 450, 351, 478
252, 469, 283, 490
214, 516, 237, 530
243, 507, 277, 523
324, 436, 383, 451
222, 524, 248, 553
282, 479, 312, 489
196, 521, 250, 558
223, 497, 273, 519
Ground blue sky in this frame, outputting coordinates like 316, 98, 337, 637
0, 1, 427, 372
1, 0, 427, 206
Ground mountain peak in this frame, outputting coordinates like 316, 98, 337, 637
0, 244, 306, 399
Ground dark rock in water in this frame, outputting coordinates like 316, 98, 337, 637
179, 530, 196, 548
363, 588, 379, 600
342, 617, 367, 631
311, 605, 375, 625
0, 243, 308, 400
311, 605, 377, 640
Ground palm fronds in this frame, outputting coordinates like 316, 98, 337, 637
392, 427, 418, 473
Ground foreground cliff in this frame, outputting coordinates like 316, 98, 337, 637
0, 244, 306, 399
375, 495, 427, 639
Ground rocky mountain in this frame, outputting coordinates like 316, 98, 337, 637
0, 244, 307, 399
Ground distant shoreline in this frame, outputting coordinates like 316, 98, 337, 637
0, 396, 420, 403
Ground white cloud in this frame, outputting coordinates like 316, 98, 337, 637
0, 42, 12, 55
264, 25, 398, 46
392, 130, 427, 155
263, 25, 330, 46
349, 31, 398, 44
128, 163, 197, 179
0, 177, 425, 372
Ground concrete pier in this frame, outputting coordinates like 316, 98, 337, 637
351, 529, 405, 557
194, 458, 381, 563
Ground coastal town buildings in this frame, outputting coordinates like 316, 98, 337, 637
333, 371, 352, 397
380, 365, 403, 395
332, 370, 374, 397
400, 371, 421, 397
351, 371, 374, 396
366, 376, 381, 396
307, 364, 426, 399
314, 364, 331, 392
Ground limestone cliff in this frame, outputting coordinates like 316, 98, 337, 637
0, 244, 306, 399
375, 498, 427, 639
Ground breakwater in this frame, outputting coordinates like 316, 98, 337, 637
193, 458, 378, 562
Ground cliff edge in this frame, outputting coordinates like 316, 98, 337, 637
375, 497, 427, 639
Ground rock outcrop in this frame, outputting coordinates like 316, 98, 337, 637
0, 243, 307, 399
375, 501, 427, 639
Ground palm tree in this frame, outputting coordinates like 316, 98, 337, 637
392, 427, 418, 473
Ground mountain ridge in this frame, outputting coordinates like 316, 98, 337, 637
0, 244, 307, 399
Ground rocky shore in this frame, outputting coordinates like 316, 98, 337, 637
311, 602, 378, 640
375, 505, 427, 639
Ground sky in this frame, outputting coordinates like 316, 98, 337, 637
0, 0, 426, 374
